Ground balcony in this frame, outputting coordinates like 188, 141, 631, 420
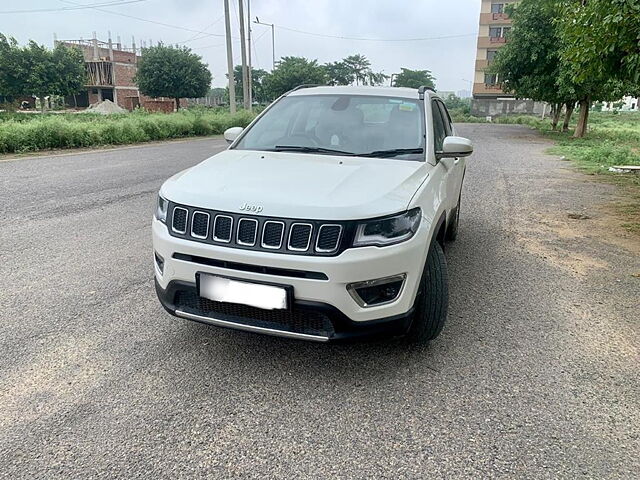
477, 37, 509, 49
473, 82, 506, 96
480, 12, 512, 24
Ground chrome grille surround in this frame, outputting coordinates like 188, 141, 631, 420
213, 215, 233, 243
315, 224, 343, 253
166, 202, 351, 257
237, 218, 258, 246
261, 221, 285, 249
190, 211, 210, 239
288, 223, 313, 252
171, 207, 188, 234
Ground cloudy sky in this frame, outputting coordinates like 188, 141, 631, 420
2, 0, 481, 93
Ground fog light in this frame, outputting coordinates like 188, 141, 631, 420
154, 252, 165, 274
347, 274, 406, 308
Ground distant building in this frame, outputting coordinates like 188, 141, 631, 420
58, 35, 180, 112
473, 0, 518, 100
457, 90, 472, 99
471, 1, 545, 116
601, 96, 639, 112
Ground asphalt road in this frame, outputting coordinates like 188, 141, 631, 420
0, 126, 638, 479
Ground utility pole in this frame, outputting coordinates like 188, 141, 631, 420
224, 0, 236, 113
247, 0, 253, 109
238, 0, 249, 110
254, 17, 275, 71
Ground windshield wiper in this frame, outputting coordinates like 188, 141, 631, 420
271, 145, 355, 156
358, 148, 425, 158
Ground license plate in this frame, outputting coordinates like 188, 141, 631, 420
198, 274, 289, 310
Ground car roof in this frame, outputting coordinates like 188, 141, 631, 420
286, 85, 426, 100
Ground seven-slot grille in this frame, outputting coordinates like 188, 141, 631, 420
169, 204, 345, 256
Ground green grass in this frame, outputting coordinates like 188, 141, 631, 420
0, 108, 256, 154
453, 110, 640, 179
463, 110, 640, 233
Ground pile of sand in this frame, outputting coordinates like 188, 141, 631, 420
84, 99, 127, 115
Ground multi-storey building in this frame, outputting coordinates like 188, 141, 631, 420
473, 0, 518, 99
58, 34, 179, 112
471, 0, 545, 116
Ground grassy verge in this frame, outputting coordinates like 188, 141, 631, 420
0, 108, 256, 154
452, 110, 640, 233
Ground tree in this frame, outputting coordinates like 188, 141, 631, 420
0, 34, 23, 98
262, 56, 327, 99
0, 37, 85, 111
558, 0, 640, 137
136, 44, 212, 109
343, 54, 371, 86
325, 55, 387, 86
560, 0, 640, 87
50, 43, 85, 101
392, 68, 436, 89
324, 61, 353, 86
231, 65, 269, 105
443, 94, 471, 113
490, 0, 576, 130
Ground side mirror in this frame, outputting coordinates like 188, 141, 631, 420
224, 126, 244, 144
438, 136, 473, 159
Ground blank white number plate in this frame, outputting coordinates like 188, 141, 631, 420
199, 274, 288, 310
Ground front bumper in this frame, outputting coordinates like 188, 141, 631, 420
152, 216, 431, 341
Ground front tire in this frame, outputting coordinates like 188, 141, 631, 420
406, 241, 449, 343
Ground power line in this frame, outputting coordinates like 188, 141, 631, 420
274, 24, 477, 42
59, 0, 232, 38
0, 0, 146, 14
176, 15, 225, 45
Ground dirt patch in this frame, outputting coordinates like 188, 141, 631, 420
511, 199, 639, 278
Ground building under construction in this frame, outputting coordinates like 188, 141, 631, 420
58, 33, 177, 112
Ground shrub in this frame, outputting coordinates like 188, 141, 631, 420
0, 108, 257, 153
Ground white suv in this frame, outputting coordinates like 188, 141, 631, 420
153, 85, 472, 343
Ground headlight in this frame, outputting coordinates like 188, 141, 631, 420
155, 194, 168, 223
353, 208, 421, 247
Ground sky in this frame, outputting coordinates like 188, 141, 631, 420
0, 0, 481, 93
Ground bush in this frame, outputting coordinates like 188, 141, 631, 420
0, 109, 256, 154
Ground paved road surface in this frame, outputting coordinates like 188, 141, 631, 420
0, 126, 638, 478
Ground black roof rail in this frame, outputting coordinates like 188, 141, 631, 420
418, 85, 437, 100
285, 84, 324, 95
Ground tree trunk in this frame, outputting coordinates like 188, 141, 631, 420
574, 97, 591, 138
563, 101, 575, 132
551, 103, 562, 130
175, 97, 180, 111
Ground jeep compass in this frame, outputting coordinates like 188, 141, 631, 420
152, 85, 473, 342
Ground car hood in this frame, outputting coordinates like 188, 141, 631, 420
161, 149, 428, 220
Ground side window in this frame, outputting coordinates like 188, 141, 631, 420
436, 101, 453, 136
431, 101, 447, 153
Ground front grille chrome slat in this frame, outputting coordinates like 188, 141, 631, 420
261, 221, 285, 249
316, 224, 343, 253
288, 223, 313, 251
213, 215, 233, 243
171, 207, 188, 234
190, 211, 210, 239
237, 218, 258, 246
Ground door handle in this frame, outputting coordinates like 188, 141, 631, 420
454, 158, 460, 165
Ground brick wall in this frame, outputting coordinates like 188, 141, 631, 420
142, 99, 176, 113
114, 63, 137, 87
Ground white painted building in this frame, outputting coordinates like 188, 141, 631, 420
602, 96, 639, 112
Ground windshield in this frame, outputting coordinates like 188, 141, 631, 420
233, 94, 426, 161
